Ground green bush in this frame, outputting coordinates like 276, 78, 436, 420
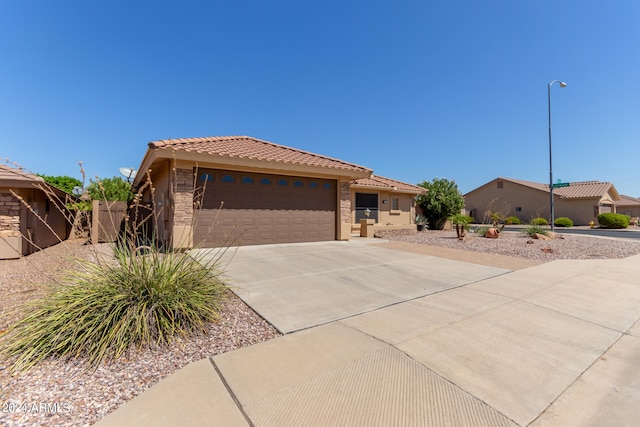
87, 176, 133, 202
523, 225, 549, 237
554, 217, 573, 227
415, 178, 465, 230
597, 213, 629, 229
38, 174, 82, 194
504, 216, 521, 225
1, 242, 226, 372
531, 217, 548, 226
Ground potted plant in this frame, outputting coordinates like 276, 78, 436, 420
415, 214, 428, 231
451, 214, 473, 240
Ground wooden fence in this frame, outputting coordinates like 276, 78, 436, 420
91, 200, 127, 244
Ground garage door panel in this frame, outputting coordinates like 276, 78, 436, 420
194, 169, 336, 246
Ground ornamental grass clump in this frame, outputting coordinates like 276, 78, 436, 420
1, 241, 226, 373
523, 224, 549, 237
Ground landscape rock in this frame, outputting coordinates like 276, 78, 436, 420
532, 233, 551, 241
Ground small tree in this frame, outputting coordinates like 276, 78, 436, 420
87, 176, 133, 202
38, 174, 82, 194
416, 177, 465, 229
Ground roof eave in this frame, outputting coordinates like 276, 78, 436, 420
135, 146, 372, 184
350, 183, 425, 194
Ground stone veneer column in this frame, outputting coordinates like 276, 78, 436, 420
339, 180, 352, 240
172, 168, 194, 249
0, 192, 21, 232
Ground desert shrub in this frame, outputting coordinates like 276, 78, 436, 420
415, 214, 428, 225
597, 213, 629, 229
531, 217, 548, 226
504, 216, 521, 225
523, 225, 549, 237
1, 241, 226, 372
488, 212, 504, 226
451, 214, 473, 226
554, 217, 573, 227
474, 225, 490, 236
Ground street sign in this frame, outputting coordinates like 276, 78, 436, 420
552, 182, 570, 188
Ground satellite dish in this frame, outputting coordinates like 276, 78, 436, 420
72, 186, 83, 196
119, 167, 137, 182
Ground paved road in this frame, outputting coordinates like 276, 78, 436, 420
504, 226, 640, 240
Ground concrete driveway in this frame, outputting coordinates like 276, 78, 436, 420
196, 239, 510, 333
98, 240, 640, 427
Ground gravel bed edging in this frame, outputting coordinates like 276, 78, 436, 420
384, 230, 640, 261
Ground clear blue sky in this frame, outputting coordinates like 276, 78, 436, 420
1, 1, 638, 196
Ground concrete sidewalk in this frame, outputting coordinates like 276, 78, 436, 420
96, 242, 640, 427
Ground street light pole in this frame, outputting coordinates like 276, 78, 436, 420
548, 80, 567, 232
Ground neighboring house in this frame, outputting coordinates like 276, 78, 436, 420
616, 195, 640, 224
0, 164, 70, 259
132, 135, 422, 249
464, 177, 620, 226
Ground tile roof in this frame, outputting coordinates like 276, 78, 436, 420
352, 175, 426, 194
0, 164, 43, 184
498, 177, 618, 200
617, 194, 640, 206
148, 136, 372, 173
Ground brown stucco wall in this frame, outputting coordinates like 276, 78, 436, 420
377, 191, 414, 226
465, 180, 619, 225
618, 204, 640, 218
0, 187, 69, 257
148, 162, 171, 246
554, 199, 597, 225
465, 181, 551, 223
23, 188, 69, 253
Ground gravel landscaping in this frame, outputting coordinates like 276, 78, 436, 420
0, 240, 280, 427
1, 231, 639, 426
380, 229, 640, 261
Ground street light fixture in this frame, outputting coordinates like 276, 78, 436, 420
548, 80, 567, 232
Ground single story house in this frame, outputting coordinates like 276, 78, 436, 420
616, 195, 640, 224
0, 164, 70, 259
464, 177, 620, 226
132, 135, 423, 249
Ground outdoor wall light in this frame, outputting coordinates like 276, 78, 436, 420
382, 200, 388, 204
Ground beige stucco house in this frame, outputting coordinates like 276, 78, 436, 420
350, 175, 425, 234
0, 164, 70, 259
617, 195, 640, 224
132, 135, 423, 249
464, 177, 621, 226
